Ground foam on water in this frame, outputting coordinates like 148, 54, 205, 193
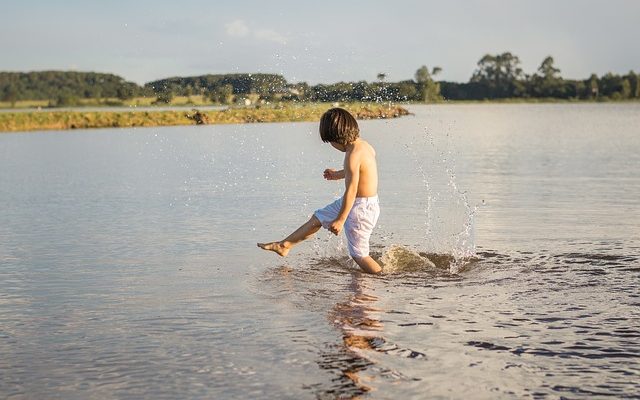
378, 245, 436, 274
374, 245, 478, 275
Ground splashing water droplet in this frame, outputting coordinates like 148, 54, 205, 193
404, 126, 476, 271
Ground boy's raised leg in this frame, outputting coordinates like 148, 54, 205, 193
353, 256, 382, 274
258, 215, 322, 257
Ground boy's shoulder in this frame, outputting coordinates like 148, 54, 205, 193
345, 140, 375, 166
354, 139, 376, 156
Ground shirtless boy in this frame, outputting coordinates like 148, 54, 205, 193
258, 108, 382, 274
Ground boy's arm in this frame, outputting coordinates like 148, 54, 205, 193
328, 154, 359, 235
323, 169, 345, 180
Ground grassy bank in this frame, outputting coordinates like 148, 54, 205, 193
0, 95, 213, 109
0, 103, 411, 133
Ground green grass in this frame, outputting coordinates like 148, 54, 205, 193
0, 103, 410, 133
0, 99, 50, 109
0, 95, 219, 109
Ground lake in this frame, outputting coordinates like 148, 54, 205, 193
1, 103, 639, 399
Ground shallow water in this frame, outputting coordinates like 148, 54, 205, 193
1, 103, 639, 398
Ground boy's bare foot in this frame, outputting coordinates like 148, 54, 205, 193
257, 241, 290, 257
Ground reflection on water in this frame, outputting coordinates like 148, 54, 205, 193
322, 274, 381, 397
259, 260, 429, 399
257, 241, 640, 398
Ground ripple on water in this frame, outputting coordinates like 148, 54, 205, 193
252, 240, 640, 398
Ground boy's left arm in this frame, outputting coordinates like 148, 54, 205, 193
329, 153, 360, 235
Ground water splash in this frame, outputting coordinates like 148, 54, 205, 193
379, 245, 435, 274
404, 126, 477, 272
376, 245, 478, 275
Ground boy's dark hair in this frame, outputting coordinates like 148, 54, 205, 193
319, 108, 360, 145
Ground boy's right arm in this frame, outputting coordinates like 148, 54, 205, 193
323, 168, 345, 180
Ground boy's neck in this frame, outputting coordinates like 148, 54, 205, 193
331, 138, 360, 152
345, 138, 360, 151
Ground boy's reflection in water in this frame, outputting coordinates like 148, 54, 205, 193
263, 262, 388, 398
320, 271, 384, 396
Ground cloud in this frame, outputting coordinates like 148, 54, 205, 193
224, 19, 287, 45
225, 19, 250, 37
254, 29, 287, 45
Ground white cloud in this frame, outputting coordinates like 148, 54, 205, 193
224, 19, 287, 45
254, 29, 287, 45
225, 19, 250, 37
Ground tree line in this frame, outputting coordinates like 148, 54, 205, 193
146, 73, 289, 104
1, 53, 639, 106
0, 71, 144, 106
441, 53, 640, 101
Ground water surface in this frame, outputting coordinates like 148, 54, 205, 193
1, 103, 639, 398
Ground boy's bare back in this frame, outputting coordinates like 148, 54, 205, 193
346, 139, 378, 198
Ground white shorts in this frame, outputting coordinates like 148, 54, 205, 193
314, 195, 380, 259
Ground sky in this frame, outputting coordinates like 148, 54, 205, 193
1, 0, 639, 85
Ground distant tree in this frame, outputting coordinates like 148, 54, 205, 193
329, 82, 360, 102
209, 84, 234, 104
375, 73, 388, 102
0, 71, 143, 102
439, 81, 472, 100
625, 71, 639, 98
396, 81, 419, 101
54, 91, 79, 107
599, 72, 629, 99
155, 89, 174, 104
414, 65, 442, 102
349, 81, 373, 101
538, 56, 560, 79
144, 73, 287, 101
587, 74, 599, 99
530, 56, 564, 98
414, 66, 430, 84
471, 52, 525, 98
562, 80, 585, 99
116, 84, 136, 101
1, 84, 18, 107
282, 82, 310, 102
620, 79, 632, 99
84, 86, 102, 99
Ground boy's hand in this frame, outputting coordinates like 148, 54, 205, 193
323, 169, 342, 180
328, 219, 344, 235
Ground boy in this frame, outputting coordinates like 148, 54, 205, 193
257, 108, 382, 274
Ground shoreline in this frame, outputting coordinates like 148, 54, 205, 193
2, 96, 639, 111
0, 103, 410, 133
